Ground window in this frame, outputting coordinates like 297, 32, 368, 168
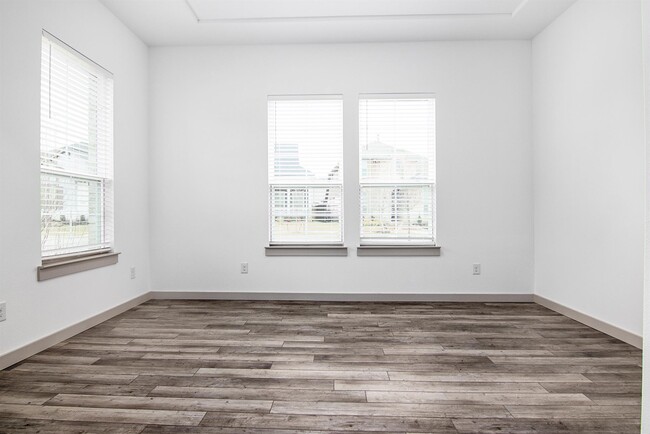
40, 31, 114, 258
359, 95, 436, 244
268, 96, 343, 244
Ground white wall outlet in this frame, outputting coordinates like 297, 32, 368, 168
0, 301, 6, 322
130, 267, 136, 280
473, 263, 481, 275
241, 262, 249, 274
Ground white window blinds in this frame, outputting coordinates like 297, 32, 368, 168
40, 31, 114, 258
359, 95, 436, 244
268, 96, 343, 244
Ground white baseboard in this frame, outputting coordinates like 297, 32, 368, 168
149, 291, 535, 302
1, 291, 640, 370
533, 294, 642, 349
0, 292, 152, 370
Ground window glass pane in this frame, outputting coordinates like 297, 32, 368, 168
360, 185, 433, 240
269, 98, 342, 184
268, 97, 343, 244
271, 186, 342, 243
40, 33, 113, 257
41, 174, 107, 256
359, 96, 436, 243
359, 97, 435, 183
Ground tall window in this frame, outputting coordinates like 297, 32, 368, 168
268, 96, 343, 244
359, 95, 436, 244
40, 31, 114, 258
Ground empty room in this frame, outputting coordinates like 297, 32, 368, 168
1, 0, 649, 432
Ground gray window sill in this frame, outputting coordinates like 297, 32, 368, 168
38, 251, 120, 281
265, 246, 348, 256
357, 245, 441, 256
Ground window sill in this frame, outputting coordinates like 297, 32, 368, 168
37, 251, 120, 281
356, 245, 441, 256
265, 246, 348, 256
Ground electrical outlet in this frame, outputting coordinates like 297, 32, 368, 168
0, 301, 6, 322
241, 263, 249, 274
473, 263, 481, 275
130, 267, 136, 280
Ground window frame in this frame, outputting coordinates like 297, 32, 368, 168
38, 30, 117, 278
267, 94, 345, 247
358, 93, 437, 247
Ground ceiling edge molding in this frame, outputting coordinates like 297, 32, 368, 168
184, 0, 522, 24
194, 13, 515, 24
183, 0, 201, 23
511, 0, 531, 18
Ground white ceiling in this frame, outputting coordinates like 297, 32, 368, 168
99, 0, 577, 46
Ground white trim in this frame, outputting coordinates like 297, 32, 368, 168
268, 94, 343, 101
42, 30, 112, 76
40, 167, 108, 183
42, 248, 113, 264
150, 291, 533, 302
511, 0, 530, 18
0, 292, 151, 370
360, 240, 436, 246
195, 14, 514, 24
359, 92, 436, 100
533, 295, 642, 349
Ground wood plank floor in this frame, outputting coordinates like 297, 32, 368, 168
0, 300, 641, 433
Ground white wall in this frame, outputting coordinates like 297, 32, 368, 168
149, 41, 533, 295
0, 0, 151, 357
641, 0, 650, 429
532, 0, 645, 336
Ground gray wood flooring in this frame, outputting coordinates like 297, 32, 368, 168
0, 300, 642, 433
